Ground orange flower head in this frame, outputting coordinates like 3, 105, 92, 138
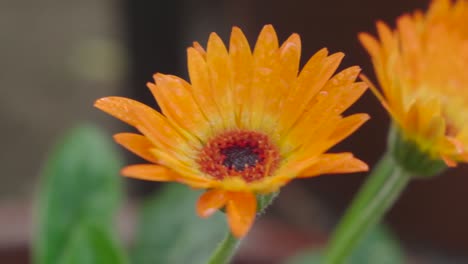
95, 25, 369, 237
359, 0, 468, 166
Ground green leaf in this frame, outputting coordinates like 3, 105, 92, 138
348, 226, 404, 264
131, 184, 227, 264
58, 222, 127, 264
284, 225, 404, 264
33, 124, 124, 264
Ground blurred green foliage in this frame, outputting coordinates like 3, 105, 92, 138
285, 225, 405, 264
58, 222, 127, 264
131, 184, 226, 264
33, 125, 126, 264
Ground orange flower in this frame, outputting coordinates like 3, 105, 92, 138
359, 0, 468, 166
95, 25, 369, 237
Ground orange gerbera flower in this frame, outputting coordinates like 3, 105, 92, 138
95, 25, 369, 237
359, 0, 468, 166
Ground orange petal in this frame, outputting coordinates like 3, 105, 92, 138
229, 26, 253, 128
298, 153, 368, 178
281, 50, 344, 132
121, 164, 177, 181
327, 114, 370, 145
423, 115, 446, 142
324, 66, 361, 92
295, 80, 367, 140
250, 25, 282, 129
358, 32, 381, 59
397, 15, 421, 56
279, 33, 301, 87
187, 47, 223, 127
376, 21, 395, 55
253, 24, 279, 61
442, 156, 457, 167
417, 98, 442, 133
277, 48, 328, 133
177, 176, 213, 189
149, 74, 209, 139
359, 74, 394, 117
113, 133, 158, 163
94, 97, 186, 151
95, 96, 152, 128
192, 41, 206, 56
226, 192, 257, 238
149, 148, 210, 186
323, 78, 368, 115
294, 49, 335, 102
296, 48, 328, 87
405, 102, 420, 132
196, 189, 229, 218
206, 32, 236, 126
284, 108, 341, 156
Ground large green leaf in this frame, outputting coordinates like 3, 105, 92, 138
33, 125, 124, 264
58, 222, 127, 264
131, 184, 227, 264
285, 225, 405, 264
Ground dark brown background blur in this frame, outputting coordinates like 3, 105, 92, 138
2, 0, 467, 262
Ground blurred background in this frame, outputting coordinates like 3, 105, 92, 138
2, 0, 468, 263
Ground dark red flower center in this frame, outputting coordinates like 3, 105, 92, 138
198, 130, 280, 182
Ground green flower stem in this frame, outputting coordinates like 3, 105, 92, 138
206, 232, 241, 264
323, 153, 411, 264
206, 192, 278, 264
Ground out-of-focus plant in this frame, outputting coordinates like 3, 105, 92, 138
323, 0, 468, 263
33, 125, 126, 264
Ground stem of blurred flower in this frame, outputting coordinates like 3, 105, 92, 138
206, 232, 240, 264
323, 124, 446, 263
322, 152, 411, 264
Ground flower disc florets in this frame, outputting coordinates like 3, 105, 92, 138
198, 130, 280, 182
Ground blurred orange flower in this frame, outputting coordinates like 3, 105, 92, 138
95, 25, 369, 237
360, 0, 468, 166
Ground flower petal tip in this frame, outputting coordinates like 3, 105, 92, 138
196, 190, 228, 218
361, 113, 371, 122
231, 26, 243, 34
288, 33, 301, 42
442, 156, 457, 168
360, 162, 370, 172
93, 97, 107, 108
112, 133, 125, 142
196, 207, 218, 218
262, 24, 274, 31
120, 166, 137, 177
330, 51, 345, 61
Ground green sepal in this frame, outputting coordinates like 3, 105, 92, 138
256, 191, 279, 214
388, 124, 446, 177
